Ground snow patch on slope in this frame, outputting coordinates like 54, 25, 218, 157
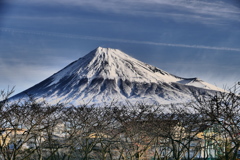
178, 78, 224, 92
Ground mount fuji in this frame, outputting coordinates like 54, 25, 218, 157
11, 47, 223, 105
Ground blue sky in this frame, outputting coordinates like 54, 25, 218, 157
0, 0, 240, 95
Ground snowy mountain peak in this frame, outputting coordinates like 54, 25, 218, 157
85, 47, 124, 60
11, 47, 224, 105
84, 47, 175, 82
95, 46, 117, 54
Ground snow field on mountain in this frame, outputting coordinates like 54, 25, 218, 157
11, 47, 224, 105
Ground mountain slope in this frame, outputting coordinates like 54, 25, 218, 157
11, 47, 223, 105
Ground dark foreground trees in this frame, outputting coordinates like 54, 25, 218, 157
194, 89, 240, 160
0, 87, 239, 160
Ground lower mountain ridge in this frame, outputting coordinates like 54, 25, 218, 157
11, 47, 223, 105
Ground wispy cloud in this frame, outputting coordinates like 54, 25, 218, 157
11, 0, 240, 24
1, 27, 240, 52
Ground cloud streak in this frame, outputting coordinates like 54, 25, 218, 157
1, 28, 240, 52
10, 0, 240, 24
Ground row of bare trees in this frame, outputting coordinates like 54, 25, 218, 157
0, 87, 239, 160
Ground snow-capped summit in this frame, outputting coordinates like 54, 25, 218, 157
11, 47, 223, 105
51, 47, 180, 85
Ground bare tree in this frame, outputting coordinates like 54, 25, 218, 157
195, 87, 240, 160
0, 90, 65, 160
